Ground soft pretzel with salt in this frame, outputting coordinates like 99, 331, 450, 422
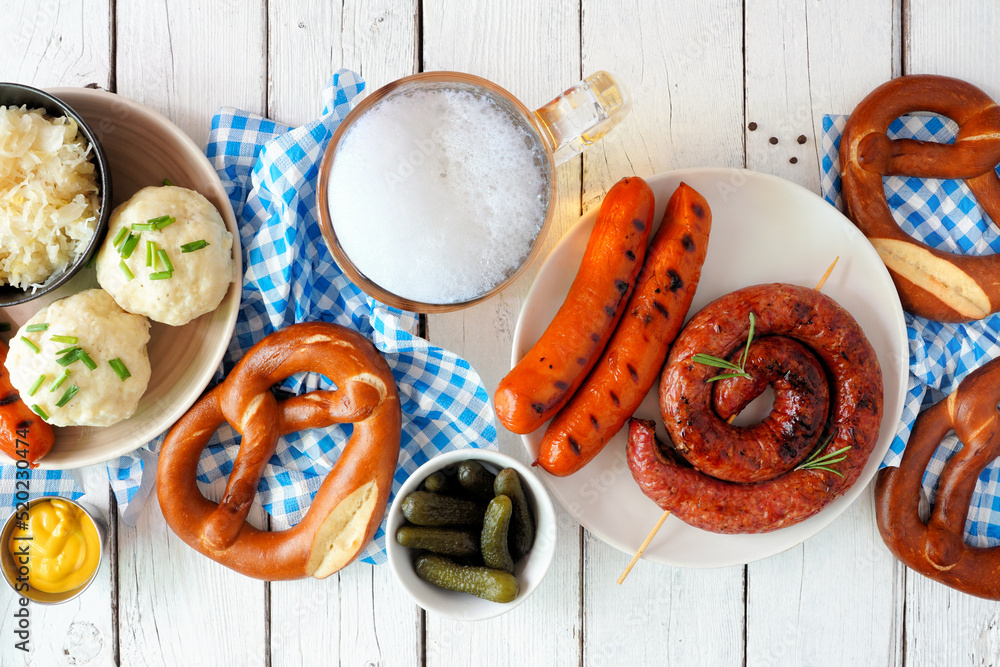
875, 357, 1000, 599
841, 74, 1000, 322
157, 321, 401, 580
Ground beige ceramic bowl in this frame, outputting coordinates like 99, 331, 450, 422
0, 88, 241, 469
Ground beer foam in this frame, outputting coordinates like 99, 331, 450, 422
327, 85, 549, 305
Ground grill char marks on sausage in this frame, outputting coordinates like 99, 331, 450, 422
494, 177, 656, 435
629, 282, 883, 534
536, 183, 713, 476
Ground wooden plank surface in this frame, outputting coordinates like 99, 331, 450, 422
421, 2, 585, 665
905, 1, 1000, 100
114, 2, 268, 666
4, 0, 111, 89
4, 2, 1000, 665
901, 3, 1000, 666
0, 4, 116, 665
266, 2, 421, 664
743, 2, 904, 666
116, 0, 266, 149
578, 2, 747, 665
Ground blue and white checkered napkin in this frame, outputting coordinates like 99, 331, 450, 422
822, 113, 1000, 545
0, 70, 498, 564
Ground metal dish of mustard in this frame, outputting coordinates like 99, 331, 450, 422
1, 496, 104, 604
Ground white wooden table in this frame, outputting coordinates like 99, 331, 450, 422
2, 1, 999, 665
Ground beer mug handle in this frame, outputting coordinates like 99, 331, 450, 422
532, 71, 630, 166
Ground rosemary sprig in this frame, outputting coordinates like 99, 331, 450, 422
795, 429, 851, 476
691, 312, 756, 382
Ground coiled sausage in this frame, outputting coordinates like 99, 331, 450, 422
628, 283, 883, 533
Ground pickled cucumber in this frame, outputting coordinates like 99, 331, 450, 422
415, 553, 519, 603
400, 491, 484, 526
457, 460, 496, 501
481, 495, 514, 573
494, 468, 535, 560
395, 526, 478, 557
423, 471, 451, 494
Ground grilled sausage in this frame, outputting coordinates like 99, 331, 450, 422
681, 335, 830, 482
535, 183, 711, 476
627, 283, 883, 533
0, 340, 54, 466
495, 177, 655, 435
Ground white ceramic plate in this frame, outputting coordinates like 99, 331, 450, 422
0, 88, 241, 469
512, 168, 908, 567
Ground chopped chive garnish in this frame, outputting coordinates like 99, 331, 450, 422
49, 369, 70, 392
147, 215, 170, 224
154, 216, 176, 230
163, 178, 175, 186
148, 271, 172, 280
120, 233, 140, 259
56, 345, 80, 357
27, 375, 45, 397
131, 222, 156, 231
19, 337, 39, 354
86, 253, 97, 269
157, 249, 174, 273
78, 350, 97, 370
0, 322, 9, 332
108, 358, 131, 381
25, 323, 48, 332
50, 335, 78, 344
55, 384, 79, 408
30, 404, 48, 420
112, 227, 129, 248
119, 260, 134, 281
181, 240, 209, 253
56, 349, 81, 366
146, 241, 155, 267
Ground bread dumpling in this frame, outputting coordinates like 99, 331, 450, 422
97, 185, 234, 326
5, 289, 151, 427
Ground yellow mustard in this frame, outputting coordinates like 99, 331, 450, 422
8, 499, 101, 594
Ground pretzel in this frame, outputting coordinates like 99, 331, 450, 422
157, 322, 401, 580
840, 74, 1000, 322
875, 357, 1000, 599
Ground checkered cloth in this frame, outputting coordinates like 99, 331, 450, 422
0, 71, 498, 564
822, 113, 1000, 545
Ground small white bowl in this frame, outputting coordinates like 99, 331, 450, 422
387, 449, 556, 621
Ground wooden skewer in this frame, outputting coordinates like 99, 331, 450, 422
814, 256, 839, 293
616, 256, 841, 584
616, 508, 670, 584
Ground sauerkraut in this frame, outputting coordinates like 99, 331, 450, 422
0, 105, 99, 289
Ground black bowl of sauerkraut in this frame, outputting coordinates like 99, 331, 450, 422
0, 83, 111, 307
